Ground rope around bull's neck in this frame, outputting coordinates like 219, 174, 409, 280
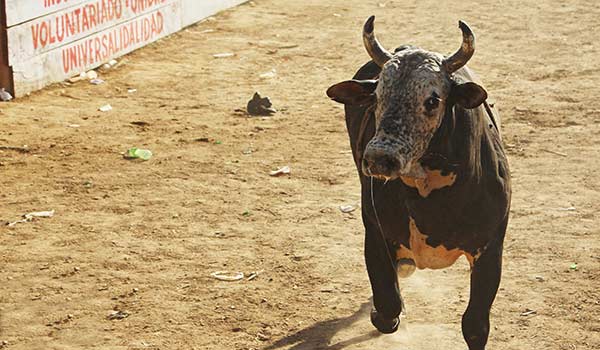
370, 177, 397, 273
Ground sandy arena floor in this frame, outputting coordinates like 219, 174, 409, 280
1, 0, 599, 349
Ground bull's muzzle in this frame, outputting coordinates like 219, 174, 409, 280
362, 146, 406, 180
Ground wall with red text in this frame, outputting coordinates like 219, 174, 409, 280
1, 0, 246, 96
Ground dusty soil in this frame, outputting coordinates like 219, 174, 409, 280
1, 0, 599, 349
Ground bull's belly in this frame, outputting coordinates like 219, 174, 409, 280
396, 218, 477, 278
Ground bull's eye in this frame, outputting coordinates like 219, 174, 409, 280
424, 96, 441, 111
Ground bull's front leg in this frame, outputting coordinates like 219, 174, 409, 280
364, 216, 403, 334
462, 221, 507, 350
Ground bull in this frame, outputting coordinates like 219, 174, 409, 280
326, 16, 511, 350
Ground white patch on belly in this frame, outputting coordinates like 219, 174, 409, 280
396, 218, 477, 276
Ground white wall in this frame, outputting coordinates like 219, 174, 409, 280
5, 0, 247, 96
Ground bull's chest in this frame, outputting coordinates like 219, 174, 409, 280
396, 218, 478, 278
399, 167, 456, 198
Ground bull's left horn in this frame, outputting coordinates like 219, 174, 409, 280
363, 16, 393, 67
442, 20, 475, 73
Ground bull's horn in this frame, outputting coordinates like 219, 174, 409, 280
363, 16, 393, 67
443, 20, 475, 73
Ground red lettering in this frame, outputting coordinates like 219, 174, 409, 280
101, 1, 108, 23
88, 4, 98, 28
78, 41, 84, 67
143, 18, 150, 41
65, 13, 75, 37
68, 45, 78, 71
56, 16, 65, 42
49, 20, 56, 44
82, 7, 90, 32
95, 38, 102, 62
88, 39, 94, 65
39, 22, 49, 47
115, 0, 123, 19
61, 49, 70, 73
156, 12, 163, 34
74, 9, 82, 33
31, 24, 40, 50
102, 34, 108, 57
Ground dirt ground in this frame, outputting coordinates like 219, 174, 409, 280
1, 0, 599, 349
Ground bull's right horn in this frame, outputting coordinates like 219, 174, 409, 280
442, 20, 475, 73
363, 16, 393, 67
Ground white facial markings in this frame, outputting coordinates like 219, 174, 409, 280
366, 49, 453, 178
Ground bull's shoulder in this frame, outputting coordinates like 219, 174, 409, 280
455, 66, 502, 135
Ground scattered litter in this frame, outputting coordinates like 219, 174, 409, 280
542, 149, 567, 157
196, 137, 212, 143
102, 59, 119, 70
124, 147, 152, 161
130, 121, 150, 127
534, 275, 545, 282
0, 145, 29, 153
242, 210, 251, 217
558, 206, 576, 211
90, 78, 105, 85
86, 70, 98, 80
68, 124, 80, 128
127, 88, 137, 94
339, 205, 357, 213
520, 309, 537, 317
213, 52, 235, 58
210, 271, 244, 281
569, 263, 578, 271
68, 72, 86, 83
247, 92, 276, 116
7, 210, 55, 227
257, 333, 270, 341
107, 310, 129, 320
98, 104, 113, 112
333, 13, 342, 17
278, 44, 299, 49
0, 88, 13, 102
269, 165, 290, 177
247, 270, 264, 281
259, 69, 277, 79
379, 2, 387, 7
199, 29, 215, 34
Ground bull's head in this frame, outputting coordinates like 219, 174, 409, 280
327, 16, 488, 180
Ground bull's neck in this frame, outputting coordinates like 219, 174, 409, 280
419, 104, 485, 183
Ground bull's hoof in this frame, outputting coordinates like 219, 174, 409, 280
370, 309, 400, 334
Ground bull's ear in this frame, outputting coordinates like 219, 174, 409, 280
450, 82, 488, 109
326, 79, 378, 106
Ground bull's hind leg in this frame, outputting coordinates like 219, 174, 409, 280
462, 221, 507, 350
364, 219, 403, 334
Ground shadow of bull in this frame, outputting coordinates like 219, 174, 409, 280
264, 300, 382, 350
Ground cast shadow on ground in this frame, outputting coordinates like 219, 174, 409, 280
264, 300, 382, 350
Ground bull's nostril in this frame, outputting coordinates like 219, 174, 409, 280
383, 156, 399, 172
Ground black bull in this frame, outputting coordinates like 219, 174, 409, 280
328, 45, 511, 350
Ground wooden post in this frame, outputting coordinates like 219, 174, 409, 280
0, 0, 14, 96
